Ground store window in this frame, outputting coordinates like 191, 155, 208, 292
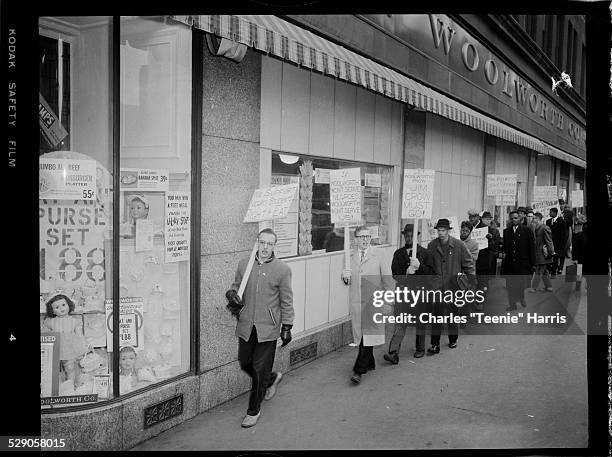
271, 153, 393, 258
39, 17, 115, 407
118, 17, 192, 394
39, 16, 194, 409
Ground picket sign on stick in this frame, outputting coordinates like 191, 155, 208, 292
411, 219, 418, 261
401, 169, 435, 262
329, 168, 362, 276
238, 183, 299, 299
344, 225, 350, 271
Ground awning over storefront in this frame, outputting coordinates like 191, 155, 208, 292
171, 14, 586, 169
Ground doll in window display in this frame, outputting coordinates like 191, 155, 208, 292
41, 294, 88, 388
120, 194, 150, 238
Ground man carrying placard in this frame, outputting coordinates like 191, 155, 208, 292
225, 228, 294, 428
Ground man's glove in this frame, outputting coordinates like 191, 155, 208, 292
280, 324, 292, 347
225, 289, 243, 317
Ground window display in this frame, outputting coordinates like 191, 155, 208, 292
271, 153, 393, 257
39, 16, 193, 409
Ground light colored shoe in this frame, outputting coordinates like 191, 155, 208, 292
264, 372, 283, 401
241, 412, 261, 428
527, 288, 537, 293
545, 287, 553, 292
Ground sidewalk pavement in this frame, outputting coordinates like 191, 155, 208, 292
132, 273, 588, 451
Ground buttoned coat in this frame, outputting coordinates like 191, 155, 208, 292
502, 225, 536, 275
426, 236, 475, 291
232, 255, 294, 343
534, 223, 555, 265
348, 247, 395, 347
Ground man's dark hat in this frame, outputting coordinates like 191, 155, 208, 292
517, 206, 527, 213
402, 224, 420, 235
434, 218, 452, 229
481, 211, 492, 219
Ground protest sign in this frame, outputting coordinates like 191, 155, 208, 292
402, 169, 435, 219
271, 176, 299, 258
533, 186, 558, 202
243, 183, 299, 223
330, 168, 362, 225
39, 158, 97, 201
571, 190, 584, 207
495, 195, 516, 206
531, 200, 560, 215
471, 226, 489, 250
487, 174, 517, 196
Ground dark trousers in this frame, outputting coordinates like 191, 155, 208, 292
430, 301, 458, 346
506, 274, 528, 306
353, 338, 375, 374
388, 307, 426, 354
238, 326, 277, 416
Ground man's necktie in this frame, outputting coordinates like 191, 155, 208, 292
360, 250, 365, 262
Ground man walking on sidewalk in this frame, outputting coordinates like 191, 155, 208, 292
529, 212, 555, 292
226, 228, 294, 428
342, 226, 395, 385
503, 211, 536, 310
426, 219, 475, 354
384, 224, 434, 363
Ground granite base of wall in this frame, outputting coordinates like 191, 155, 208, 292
40, 318, 351, 451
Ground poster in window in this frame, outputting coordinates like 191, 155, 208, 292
120, 168, 169, 192
40, 333, 60, 398
39, 158, 97, 201
164, 191, 191, 263
39, 199, 107, 309
135, 219, 155, 252
104, 297, 144, 352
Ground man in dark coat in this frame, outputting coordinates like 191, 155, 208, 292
426, 219, 475, 353
529, 212, 555, 292
384, 224, 435, 363
546, 207, 567, 276
474, 211, 502, 307
503, 210, 536, 310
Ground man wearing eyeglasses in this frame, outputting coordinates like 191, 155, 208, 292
341, 226, 395, 385
225, 228, 294, 428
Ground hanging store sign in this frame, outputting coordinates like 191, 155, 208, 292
39, 93, 68, 147
120, 168, 169, 192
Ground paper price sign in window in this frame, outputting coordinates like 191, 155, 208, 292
165, 191, 191, 263
120, 168, 169, 191
39, 158, 97, 201
330, 168, 362, 225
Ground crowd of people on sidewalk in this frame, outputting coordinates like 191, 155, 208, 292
224, 199, 586, 426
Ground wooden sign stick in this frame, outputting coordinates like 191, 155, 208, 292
411, 219, 419, 261
344, 224, 350, 271
237, 241, 258, 300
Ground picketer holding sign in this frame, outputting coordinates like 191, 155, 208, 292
224, 184, 297, 429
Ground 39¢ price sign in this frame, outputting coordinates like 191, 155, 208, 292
165, 191, 191, 263
39, 200, 107, 288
